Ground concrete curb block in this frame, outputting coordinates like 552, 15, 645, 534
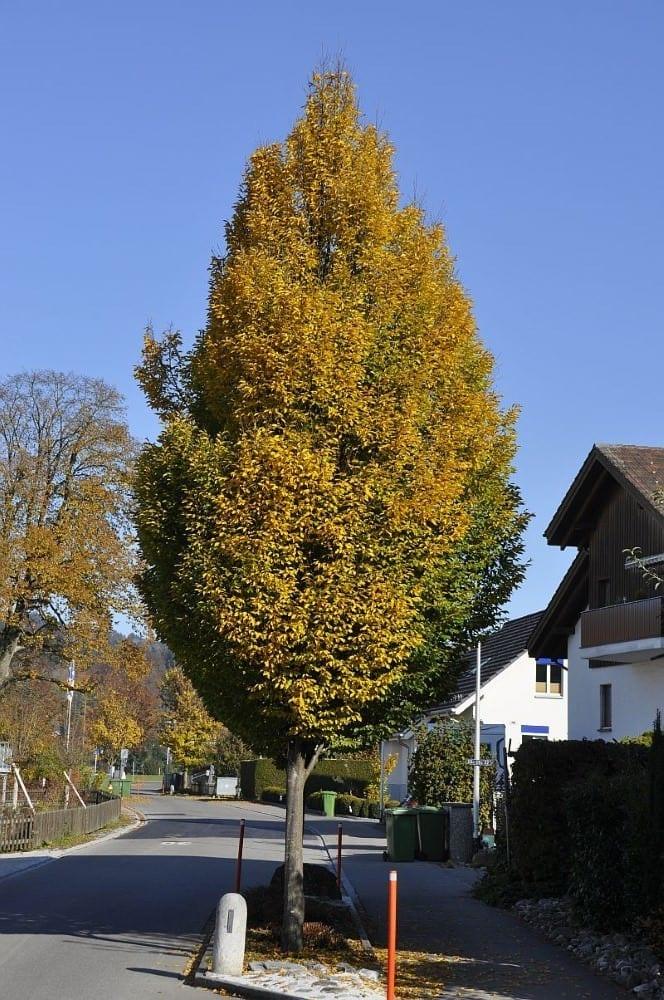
196, 970, 311, 999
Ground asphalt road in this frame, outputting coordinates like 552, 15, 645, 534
0, 788, 318, 1000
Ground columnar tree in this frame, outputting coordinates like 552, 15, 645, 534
134, 68, 527, 950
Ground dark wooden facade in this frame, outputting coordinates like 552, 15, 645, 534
529, 445, 664, 660
581, 596, 664, 648
588, 485, 664, 610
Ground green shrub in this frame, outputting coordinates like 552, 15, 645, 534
408, 720, 495, 828
260, 786, 287, 804
335, 793, 364, 816
306, 791, 324, 812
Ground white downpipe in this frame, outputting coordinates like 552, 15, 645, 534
473, 642, 481, 839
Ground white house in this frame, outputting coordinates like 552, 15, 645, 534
383, 612, 568, 802
529, 444, 664, 741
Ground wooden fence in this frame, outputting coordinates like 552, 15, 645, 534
0, 793, 121, 852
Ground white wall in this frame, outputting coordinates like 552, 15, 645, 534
567, 616, 664, 740
383, 650, 568, 797
457, 650, 568, 756
382, 737, 410, 802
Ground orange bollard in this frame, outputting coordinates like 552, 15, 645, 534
235, 818, 245, 893
336, 823, 343, 891
387, 869, 397, 1000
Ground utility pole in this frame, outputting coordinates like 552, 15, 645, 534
65, 661, 75, 752
473, 642, 481, 840
64, 661, 75, 808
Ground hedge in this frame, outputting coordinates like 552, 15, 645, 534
240, 757, 374, 802
240, 759, 286, 801
564, 771, 650, 931
307, 758, 374, 797
335, 793, 365, 816
509, 738, 648, 893
261, 786, 287, 804
306, 792, 398, 818
306, 791, 325, 812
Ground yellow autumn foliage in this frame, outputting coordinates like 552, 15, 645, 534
135, 69, 523, 752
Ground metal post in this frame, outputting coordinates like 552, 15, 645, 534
379, 739, 385, 819
473, 642, 481, 840
387, 870, 398, 1000
336, 823, 343, 891
235, 818, 246, 893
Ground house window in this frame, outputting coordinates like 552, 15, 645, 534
600, 684, 612, 730
535, 659, 564, 696
597, 578, 610, 608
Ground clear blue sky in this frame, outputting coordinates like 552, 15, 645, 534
2, 2, 663, 620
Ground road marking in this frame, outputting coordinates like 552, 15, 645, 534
160, 840, 193, 846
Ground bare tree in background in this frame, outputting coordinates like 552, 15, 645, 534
0, 371, 138, 688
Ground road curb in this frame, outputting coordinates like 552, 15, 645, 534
306, 821, 375, 956
0, 802, 145, 882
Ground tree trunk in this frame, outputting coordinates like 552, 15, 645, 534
0, 631, 21, 684
282, 738, 306, 952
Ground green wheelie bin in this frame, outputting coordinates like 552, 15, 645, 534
321, 790, 338, 817
109, 778, 132, 797
415, 806, 449, 861
384, 808, 418, 862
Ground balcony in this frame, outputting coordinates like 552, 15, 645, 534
580, 596, 664, 663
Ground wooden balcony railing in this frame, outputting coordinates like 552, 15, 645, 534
580, 596, 664, 649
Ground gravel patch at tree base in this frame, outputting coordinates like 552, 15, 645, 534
205, 959, 382, 999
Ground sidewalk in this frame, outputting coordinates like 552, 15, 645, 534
308, 813, 625, 1000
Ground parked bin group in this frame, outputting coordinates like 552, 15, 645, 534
108, 778, 132, 797
384, 806, 449, 862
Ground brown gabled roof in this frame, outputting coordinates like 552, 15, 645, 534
530, 443, 664, 659
546, 444, 664, 549
432, 611, 544, 712
599, 445, 664, 510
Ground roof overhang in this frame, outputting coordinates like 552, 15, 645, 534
545, 445, 664, 549
528, 550, 588, 659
